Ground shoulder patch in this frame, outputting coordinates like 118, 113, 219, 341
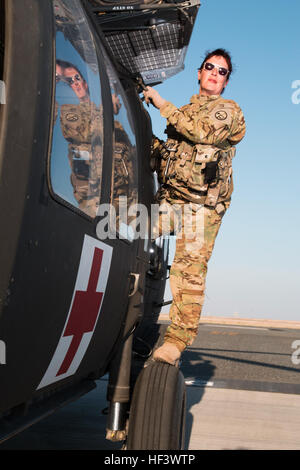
66, 112, 79, 122
215, 110, 228, 121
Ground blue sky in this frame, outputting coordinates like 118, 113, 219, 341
149, 0, 300, 321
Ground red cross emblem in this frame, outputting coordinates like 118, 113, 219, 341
56, 248, 104, 376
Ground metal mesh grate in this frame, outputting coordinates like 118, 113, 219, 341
105, 22, 182, 75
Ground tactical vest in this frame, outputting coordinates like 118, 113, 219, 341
151, 94, 243, 210
60, 102, 103, 207
152, 134, 235, 210
112, 121, 135, 200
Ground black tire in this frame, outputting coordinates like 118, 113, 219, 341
127, 362, 186, 450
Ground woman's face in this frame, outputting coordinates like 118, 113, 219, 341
198, 55, 229, 96
64, 67, 89, 101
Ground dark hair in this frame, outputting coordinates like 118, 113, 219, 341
56, 59, 84, 78
56, 59, 90, 98
199, 48, 233, 80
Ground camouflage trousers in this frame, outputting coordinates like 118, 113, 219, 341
153, 199, 225, 352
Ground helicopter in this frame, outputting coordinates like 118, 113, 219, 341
0, 0, 200, 450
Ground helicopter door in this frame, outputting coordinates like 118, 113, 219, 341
0, 0, 144, 418
46, 0, 142, 382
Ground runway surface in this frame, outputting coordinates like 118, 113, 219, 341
1, 320, 300, 450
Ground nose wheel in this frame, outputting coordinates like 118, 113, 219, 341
126, 361, 186, 450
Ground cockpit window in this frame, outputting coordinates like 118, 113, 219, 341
0, 0, 5, 102
101, 50, 139, 241
50, 0, 103, 218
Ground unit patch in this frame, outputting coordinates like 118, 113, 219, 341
215, 110, 228, 120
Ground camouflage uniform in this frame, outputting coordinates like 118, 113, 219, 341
112, 122, 137, 206
108, 120, 138, 235
60, 101, 103, 217
152, 94, 246, 351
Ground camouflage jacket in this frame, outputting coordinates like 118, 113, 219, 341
60, 101, 103, 207
60, 102, 135, 212
152, 94, 246, 210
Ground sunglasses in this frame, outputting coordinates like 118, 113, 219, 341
203, 62, 229, 76
55, 73, 83, 85
67, 73, 82, 85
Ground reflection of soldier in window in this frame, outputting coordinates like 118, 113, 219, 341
63, 63, 90, 103
111, 90, 137, 229
56, 59, 90, 103
56, 60, 103, 217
